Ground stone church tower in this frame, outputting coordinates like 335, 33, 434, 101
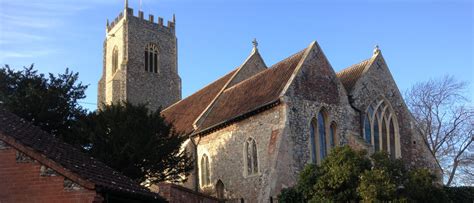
98, 0, 181, 111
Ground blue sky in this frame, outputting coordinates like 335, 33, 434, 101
0, 0, 472, 110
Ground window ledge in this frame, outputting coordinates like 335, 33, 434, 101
245, 172, 261, 178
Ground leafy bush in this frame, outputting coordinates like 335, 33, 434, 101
444, 186, 474, 203
312, 146, 371, 202
279, 187, 304, 203
278, 146, 445, 202
357, 169, 396, 201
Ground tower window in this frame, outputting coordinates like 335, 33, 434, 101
112, 46, 119, 74
145, 43, 159, 73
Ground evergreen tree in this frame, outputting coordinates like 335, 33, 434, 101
0, 65, 88, 144
76, 103, 193, 184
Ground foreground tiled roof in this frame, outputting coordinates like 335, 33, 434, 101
0, 109, 161, 200
197, 49, 306, 132
336, 59, 371, 92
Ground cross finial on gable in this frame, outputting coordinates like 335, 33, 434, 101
373, 44, 381, 55
252, 38, 258, 49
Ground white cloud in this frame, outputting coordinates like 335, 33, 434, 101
0, 49, 57, 62
0, 0, 115, 60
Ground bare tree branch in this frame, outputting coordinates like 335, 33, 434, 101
405, 75, 473, 186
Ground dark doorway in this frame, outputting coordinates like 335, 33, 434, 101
216, 179, 224, 199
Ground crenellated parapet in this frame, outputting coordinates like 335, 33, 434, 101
106, 7, 175, 34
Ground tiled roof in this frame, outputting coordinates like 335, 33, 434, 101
0, 109, 161, 200
197, 49, 306, 132
162, 69, 237, 135
336, 59, 371, 92
162, 48, 306, 136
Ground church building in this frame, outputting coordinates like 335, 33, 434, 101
98, 1, 439, 202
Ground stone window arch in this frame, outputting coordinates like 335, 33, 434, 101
145, 43, 158, 73
200, 154, 210, 186
244, 137, 258, 176
310, 109, 331, 164
112, 46, 119, 74
363, 98, 401, 158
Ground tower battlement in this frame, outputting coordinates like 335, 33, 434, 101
107, 7, 175, 34
99, 1, 181, 112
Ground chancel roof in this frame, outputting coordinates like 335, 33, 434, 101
336, 59, 372, 93
162, 46, 307, 135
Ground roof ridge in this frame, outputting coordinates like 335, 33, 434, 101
192, 49, 264, 130
336, 55, 377, 92
223, 48, 307, 94
162, 68, 238, 113
336, 58, 371, 76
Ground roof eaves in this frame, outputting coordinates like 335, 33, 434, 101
192, 99, 281, 137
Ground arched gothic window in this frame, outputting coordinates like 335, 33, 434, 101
200, 154, 210, 186
310, 119, 317, 163
310, 110, 334, 164
317, 111, 327, 161
145, 43, 158, 73
112, 47, 118, 74
363, 99, 401, 158
244, 138, 258, 175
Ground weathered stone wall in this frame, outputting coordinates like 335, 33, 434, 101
280, 41, 356, 185
348, 53, 439, 172
126, 11, 181, 111
98, 8, 181, 111
227, 50, 267, 88
154, 183, 221, 203
193, 105, 287, 203
99, 13, 127, 106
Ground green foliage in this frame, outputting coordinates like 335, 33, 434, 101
0, 65, 88, 144
75, 103, 193, 184
371, 151, 406, 186
278, 187, 304, 203
403, 168, 448, 202
278, 147, 447, 202
358, 169, 396, 201
296, 164, 320, 200
444, 186, 474, 203
312, 146, 371, 202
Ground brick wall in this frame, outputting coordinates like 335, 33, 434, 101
0, 143, 102, 203
154, 183, 221, 203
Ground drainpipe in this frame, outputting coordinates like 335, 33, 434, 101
348, 95, 364, 138
189, 134, 200, 192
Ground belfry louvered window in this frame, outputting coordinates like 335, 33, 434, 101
363, 98, 401, 159
112, 46, 118, 74
145, 43, 158, 73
